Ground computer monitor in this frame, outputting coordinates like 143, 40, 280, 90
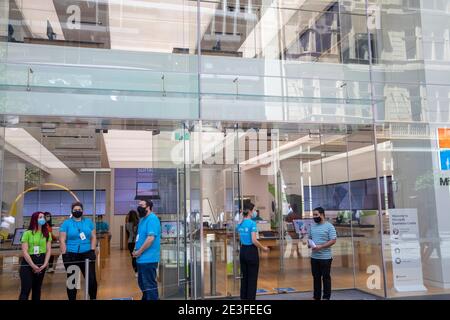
135, 182, 160, 200
12, 228, 27, 246
160, 221, 183, 238
292, 219, 313, 235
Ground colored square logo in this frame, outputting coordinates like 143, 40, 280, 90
439, 150, 450, 171
438, 128, 450, 148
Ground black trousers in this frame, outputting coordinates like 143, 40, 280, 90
240, 245, 259, 300
128, 242, 137, 272
19, 254, 46, 300
62, 252, 97, 300
311, 258, 333, 300
48, 255, 55, 269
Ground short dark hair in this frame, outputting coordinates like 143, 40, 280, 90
71, 201, 83, 211
140, 199, 153, 210
242, 209, 251, 217
313, 207, 325, 215
244, 202, 255, 211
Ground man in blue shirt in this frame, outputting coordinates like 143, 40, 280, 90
95, 214, 109, 233
132, 200, 161, 300
307, 207, 337, 300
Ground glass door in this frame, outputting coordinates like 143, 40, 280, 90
229, 134, 242, 296
197, 121, 242, 298
235, 123, 362, 296
274, 125, 356, 293
155, 121, 191, 299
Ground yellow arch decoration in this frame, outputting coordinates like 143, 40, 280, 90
1, 183, 80, 240
8, 183, 80, 217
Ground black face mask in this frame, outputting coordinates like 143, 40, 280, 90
313, 216, 322, 223
137, 206, 148, 218
72, 210, 83, 218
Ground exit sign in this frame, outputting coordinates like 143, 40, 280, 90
174, 131, 190, 141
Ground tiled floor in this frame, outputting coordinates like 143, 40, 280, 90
256, 289, 379, 300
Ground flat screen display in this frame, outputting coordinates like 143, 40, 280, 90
12, 228, 26, 245
114, 168, 177, 214
136, 182, 159, 197
303, 176, 394, 211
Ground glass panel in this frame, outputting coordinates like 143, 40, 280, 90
199, 1, 373, 123
0, 116, 197, 300
187, 121, 202, 299
4, 0, 199, 120
376, 122, 450, 298
198, 121, 239, 298
270, 124, 356, 294
347, 124, 385, 297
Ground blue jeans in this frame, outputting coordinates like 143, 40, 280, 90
137, 262, 159, 300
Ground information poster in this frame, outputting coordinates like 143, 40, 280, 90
292, 219, 313, 238
389, 209, 427, 292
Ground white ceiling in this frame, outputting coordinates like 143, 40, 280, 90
5, 128, 68, 169
102, 129, 153, 167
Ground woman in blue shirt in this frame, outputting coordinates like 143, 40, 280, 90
237, 203, 269, 300
59, 202, 97, 300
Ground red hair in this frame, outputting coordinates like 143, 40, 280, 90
28, 211, 50, 239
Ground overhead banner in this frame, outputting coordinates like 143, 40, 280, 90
389, 209, 427, 292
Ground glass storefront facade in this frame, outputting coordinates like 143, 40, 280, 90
0, 0, 450, 299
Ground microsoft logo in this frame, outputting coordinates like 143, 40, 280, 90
438, 128, 450, 171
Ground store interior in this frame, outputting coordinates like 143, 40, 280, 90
0, 116, 449, 299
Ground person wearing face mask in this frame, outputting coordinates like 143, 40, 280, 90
237, 203, 269, 300
59, 202, 97, 300
305, 207, 337, 300
19, 211, 52, 300
251, 208, 263, 222
132, 200, 161, 300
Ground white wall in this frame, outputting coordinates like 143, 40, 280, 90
242, 168, 271, 220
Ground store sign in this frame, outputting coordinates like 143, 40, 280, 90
440, 177, 450, 186
438, 128, 450, 171
389, 209, 427, 292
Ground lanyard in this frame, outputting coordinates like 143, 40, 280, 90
72, 218, 85, 234
72, 218, 87, 253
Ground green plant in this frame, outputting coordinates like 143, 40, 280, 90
25, 168, 40, 186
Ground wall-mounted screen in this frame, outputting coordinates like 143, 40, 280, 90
23, 190, 106, 216
136, 182, 160, 199
303, 176, 394, 211
114, 168, 177, 215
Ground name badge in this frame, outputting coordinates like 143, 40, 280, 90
80, 232, 87, 240
135, 234, 139, 242
33, 246, 40, 255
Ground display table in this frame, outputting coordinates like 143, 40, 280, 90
0, 242, 100, 278
97, 232, 111, 269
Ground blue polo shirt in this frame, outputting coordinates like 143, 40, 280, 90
309, 221, 337, 259
60, 217, 95, 253
237, 219, 257, 245
135, 212, 161, 264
